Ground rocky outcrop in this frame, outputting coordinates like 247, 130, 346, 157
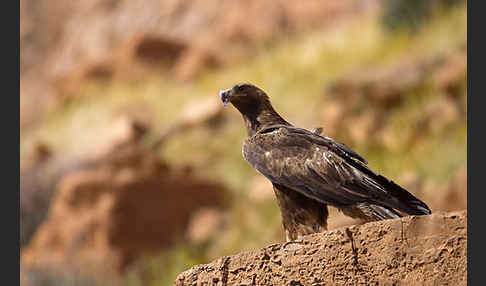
175, 211, 467, 286
21, 142, 228, 279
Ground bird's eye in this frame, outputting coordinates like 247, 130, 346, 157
233, 83, 252, 96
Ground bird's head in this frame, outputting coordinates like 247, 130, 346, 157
219, 83, 289, 136
219, 83, 271, 112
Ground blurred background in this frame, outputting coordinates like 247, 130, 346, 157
20, 0, 467, 285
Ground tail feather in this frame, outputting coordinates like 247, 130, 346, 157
341, 203, 402, 222
347, 157, 432, 216
382, 178, 432, 216
366, 204, 402, 220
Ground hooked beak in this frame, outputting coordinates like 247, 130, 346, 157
219, 88, 232, 107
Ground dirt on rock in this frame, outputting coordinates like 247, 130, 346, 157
174, 210, 467, 286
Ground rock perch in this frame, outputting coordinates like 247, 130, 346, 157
175, 211, 466, 286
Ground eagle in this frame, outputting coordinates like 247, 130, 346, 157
220, 83, 431, 241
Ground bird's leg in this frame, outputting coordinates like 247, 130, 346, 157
285, 231, 292, 243
272, 183, 328, 241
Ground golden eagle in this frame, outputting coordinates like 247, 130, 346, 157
220, 83, 431, 241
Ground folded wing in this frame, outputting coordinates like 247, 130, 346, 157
244, 125, 431, 216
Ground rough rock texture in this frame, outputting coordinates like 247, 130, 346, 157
175, 211, 467, 286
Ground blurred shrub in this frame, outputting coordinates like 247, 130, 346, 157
381, 0, 464, 32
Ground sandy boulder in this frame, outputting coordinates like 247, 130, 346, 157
175, 211, 467, 286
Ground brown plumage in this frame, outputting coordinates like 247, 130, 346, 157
220, 83, 431, 241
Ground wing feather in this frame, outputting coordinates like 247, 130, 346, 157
245, 125, 431, 215
260, 125, 368, 164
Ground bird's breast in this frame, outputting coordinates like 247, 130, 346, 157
243, 139, 297, 181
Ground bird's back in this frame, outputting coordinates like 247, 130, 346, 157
242, 125, 431, 217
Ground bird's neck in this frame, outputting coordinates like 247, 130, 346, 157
240, 105, 290, 137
